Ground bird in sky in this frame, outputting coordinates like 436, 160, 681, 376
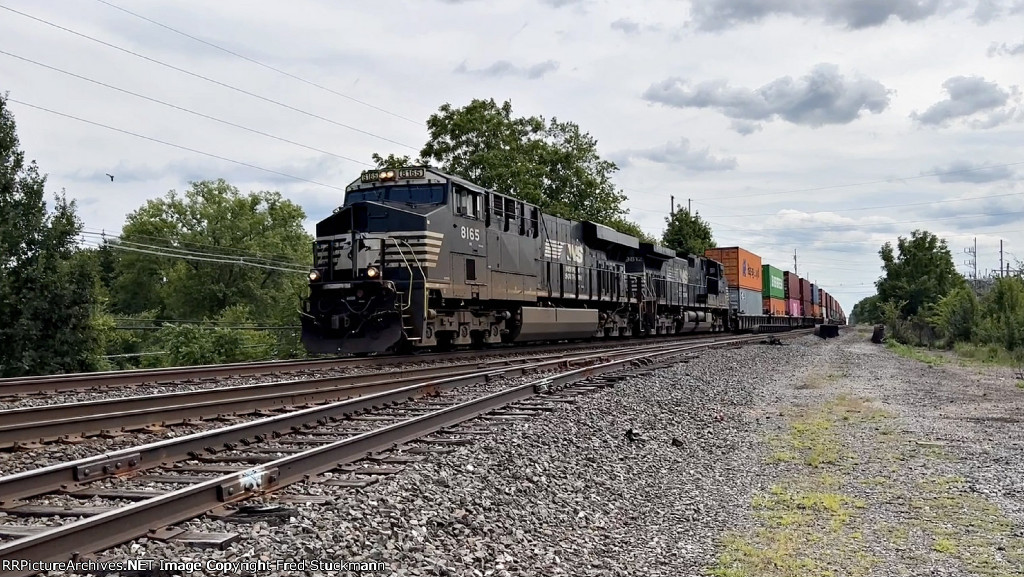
105, 173, 114, 181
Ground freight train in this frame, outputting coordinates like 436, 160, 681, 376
299, 167, 846, 355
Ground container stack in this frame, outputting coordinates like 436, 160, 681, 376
783, 271, 801, 316
762, 264, 785, 315
800, 278, 813, 316
810, 283, 821, 318
705, 247, 763, 315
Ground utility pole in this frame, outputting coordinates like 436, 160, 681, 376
964, 239, 977, 283
793, 249, 798, 276
670, 195, 675, 218
688, 198, 692, 213
999, 239, 1004, 277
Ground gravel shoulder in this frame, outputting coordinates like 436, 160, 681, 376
711, 327, 1024, 577
40, 329, 1024, 577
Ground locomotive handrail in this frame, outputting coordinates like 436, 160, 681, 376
395, 237, 431, 322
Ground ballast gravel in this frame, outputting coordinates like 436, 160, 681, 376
52, 335, 820, 576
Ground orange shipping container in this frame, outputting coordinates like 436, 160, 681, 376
705, 247, 762, 292
763, 297, 786, 316
812, 304, 822, 317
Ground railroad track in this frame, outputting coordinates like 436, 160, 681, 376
0, 336, 722, 397
0, 340, 694, 450
0, 331, 807, 576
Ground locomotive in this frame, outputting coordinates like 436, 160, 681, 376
300, 167, 816, 355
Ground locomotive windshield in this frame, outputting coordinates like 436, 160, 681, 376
344, 184, 446, 206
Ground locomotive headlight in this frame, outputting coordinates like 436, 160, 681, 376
366, 266, 379, 278
308, 269, 321, 282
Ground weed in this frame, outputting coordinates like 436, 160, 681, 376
886, 341, 946, 366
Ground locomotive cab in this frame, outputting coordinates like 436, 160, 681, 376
301, 167, 447, 354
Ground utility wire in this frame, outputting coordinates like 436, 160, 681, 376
92, 0, 424, 126
83, 227, 306, 265
0, 50, 370, 167
0, 4, 419, 151
8, 98, 348, 193
81, 231, 306, 269
80, 239, 308, 273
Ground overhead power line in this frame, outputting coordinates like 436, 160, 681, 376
8, 98, 348, 193
0, 4, 419, 151
0, 50, 371, 167
80, 231, 307, 269
92, 0, 424, 126
81, 239, 308, 273
83, 228, 305, 265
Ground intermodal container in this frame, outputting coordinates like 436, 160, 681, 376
729, 287, 763, 315
783, 272, 800, 300
762, 265, 785, 299
787, 298, 801, 317
764, 297, 786, 316
705, 247, 762, 292
800, 278, 812, 302
814, 304, 822, 318
810, 284, 820, 305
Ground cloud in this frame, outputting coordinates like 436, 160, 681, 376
988, 40, 1024, 56
610, 18, 641, 34
609, 18, 662, 35
643, 64, 891, 130
730, 120, 763, 135
688, 0, 958, 31
614, 138, 738, 171
454, 59, 560, 79
911, 76, 1022, 128
930, 160, 1017, 183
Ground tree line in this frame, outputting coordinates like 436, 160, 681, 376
0, 92, 714, 377
851, 229, 1024, 363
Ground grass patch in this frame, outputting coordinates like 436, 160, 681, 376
885, 341, 947, 366
1016, 380, 1024, 390
900, 475, 1024, 574
799, 370, 846, 390
952, 341, 1024, 368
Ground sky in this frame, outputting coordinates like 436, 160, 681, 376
2, 0, 1023, 314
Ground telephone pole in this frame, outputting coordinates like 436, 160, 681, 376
793, 249, 798, 276
670, 195, 675, 218
999, 239, 1004, 277
688, 198, 692, 213
964, 238, 977, 283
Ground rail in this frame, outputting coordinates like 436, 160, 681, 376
0, 332, 796, 574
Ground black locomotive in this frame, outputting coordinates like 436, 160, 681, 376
300, 167, 814, 355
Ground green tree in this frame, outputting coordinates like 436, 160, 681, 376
976, 276, 1024, 352
111, 179, 312, 332
927, 285, 978, 344
0, 93, 101, 376
417, 98, 629, 225
876, 230, 963, 319
371, 153, 428, 169
850, 294, 882, 325
661, 207, 716, 256
604, 216, 656, 244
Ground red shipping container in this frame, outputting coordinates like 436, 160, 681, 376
787, 299, 801, 316
783, 272, 800, 299
800, 278, 812, 302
